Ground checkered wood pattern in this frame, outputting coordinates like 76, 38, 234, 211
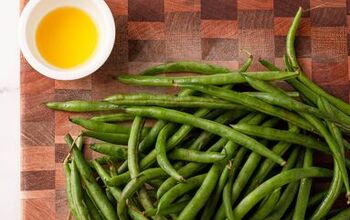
20, 0, 350, 219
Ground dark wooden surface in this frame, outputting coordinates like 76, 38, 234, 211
20, 0, 350, 219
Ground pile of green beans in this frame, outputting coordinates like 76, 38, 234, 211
46, 7, 350, 220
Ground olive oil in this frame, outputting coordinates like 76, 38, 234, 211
36, 7, 98, 69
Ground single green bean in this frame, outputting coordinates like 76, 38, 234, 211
232, 167, 333, 219
125, 106, 286, 166
118, 71, 298, 87
231, 124, 329, 153
223, 170, 234, 220
64, 135, 118, 220
179, 84, 315, 132
293, 149, 313, 220
76, 135, 84, 151
70, 161, 90, 220
105, 93, 246, 110
168, 148, 226, 163
157, 174, 207, 212
287, 8, 350, 115
90, 143, 128, 160
128, 116, 144, 179
82, 131, 129, 145
70, 118, 149, 136
46, 101, 119, 112
90, 113, 134, 122
140, 61, 231, 76
156, 124, 185, 182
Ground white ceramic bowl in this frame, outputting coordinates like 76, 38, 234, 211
19, 0, 115, 80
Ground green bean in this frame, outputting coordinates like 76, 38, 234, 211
188, 110, 247, 151
83, 190, 103, 220
159, 113, 265, 202
145, 199, 190, 216
118, 71, 298, 87
168, 148, 226, 163
63, 160, 80, 220
231, 124, 329, 153
105, 93, 246, 110
91, 160, 148, 220
258, 58, 280, 71
139, 120, 168, 154
266, 181, 300, 220
232, 167, 332, 219
125, 106, 286, 166
46, 101, 119, 112
177, 140, 238, 220
82, 131, 129, 145
329, 208, 350, 220
70, 161, 90, 220
117, 168, 168, 220
223, 169, 234, 220
90, 113, 134, 122
157, 174, 207, 212
139, 188, 165, 220
245, 91, 300, 97
179, 84, 315, 132
248, 189, 281, 220
70, 118, 148, 135
287, 8, 350, 115
243, 89, 324, 117
76, 135, 84, 151
293, 149, 313, 220
311, 99, 346, 218
205, 148, 247, 220
64, 134, 118, 220
128, 116, 144, 179
140, 61, 231, 76
90, 143, 128, 160
302, 114, 350, 202
156, 124, 185, 182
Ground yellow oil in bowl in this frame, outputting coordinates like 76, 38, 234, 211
36, 7, 98, 69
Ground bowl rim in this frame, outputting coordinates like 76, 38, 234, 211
18, 0, 116, 81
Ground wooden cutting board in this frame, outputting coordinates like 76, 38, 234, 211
20, 0, 350, 219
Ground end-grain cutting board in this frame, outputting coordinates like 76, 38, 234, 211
20, 0, 350, 219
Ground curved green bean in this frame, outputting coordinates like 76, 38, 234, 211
156, 124, 185, 182
70, 118, 132, 134
157, 174, 207, 212
168, 148, 226, 163
179, 84, 314, 132
223, 171, 234, 220
128, 116, 144, 179
117, 168, 168, 220
125, 106, 286, 166
118, 71, 298, 87
63, 160, 80, 220
232, 167, 332, 219
46, 101, 119, 112
231, 124, 329, 153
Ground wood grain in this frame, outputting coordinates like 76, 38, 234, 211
20, 0, 350, 219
